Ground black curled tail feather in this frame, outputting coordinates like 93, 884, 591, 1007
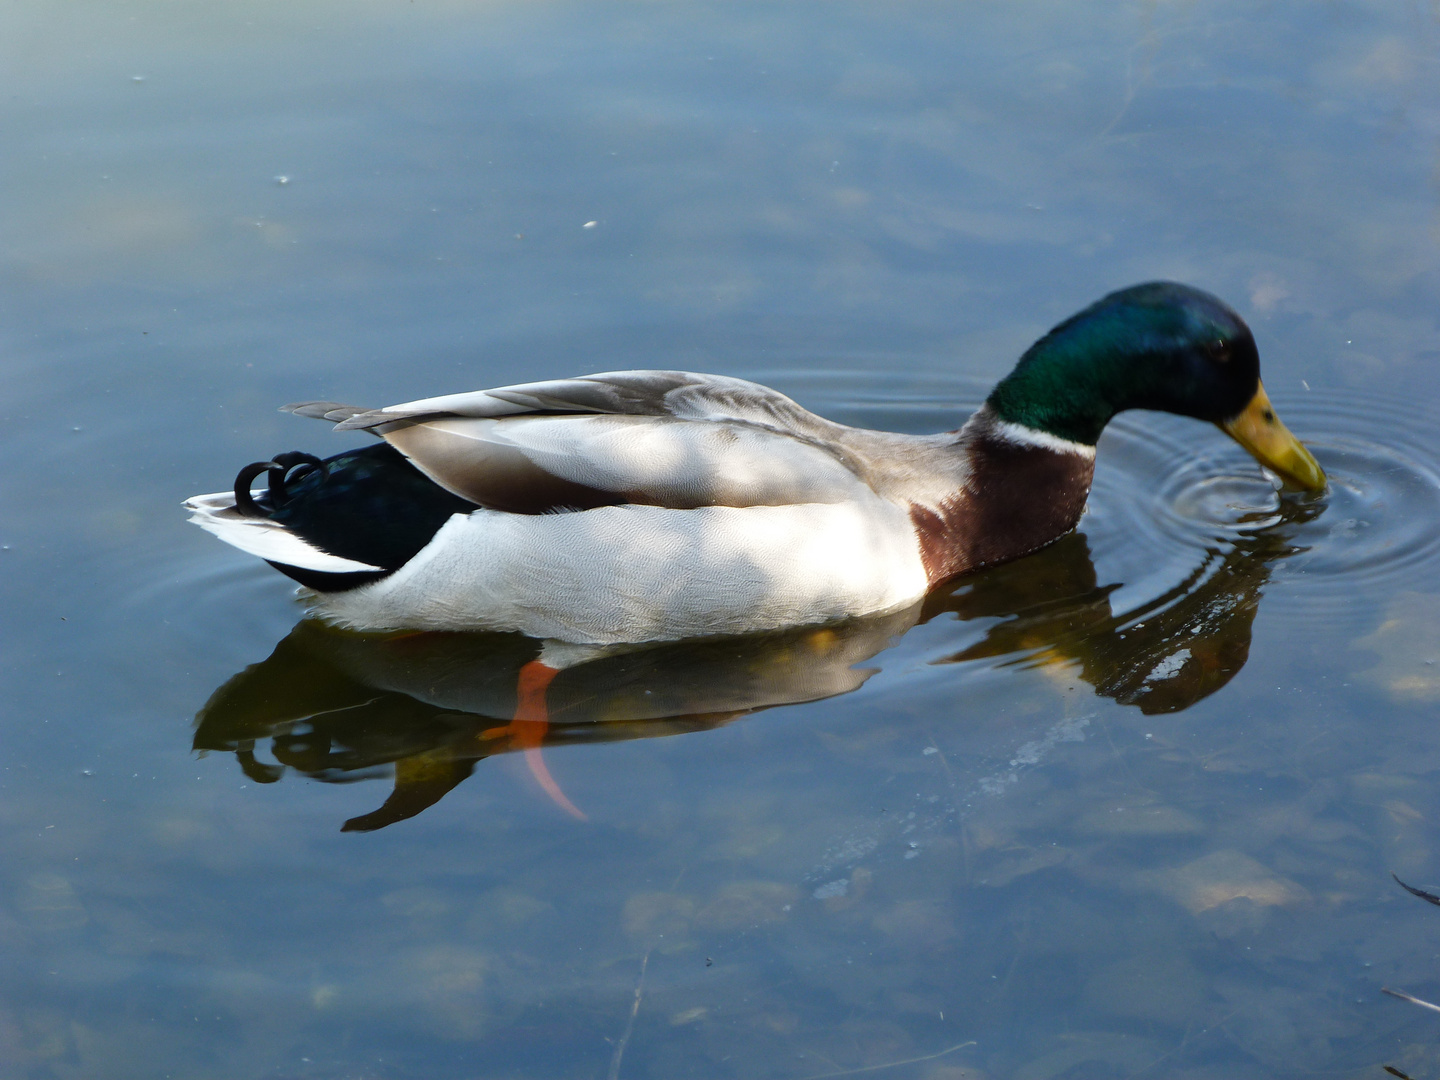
233, 453, 328, 518
267, 452, 328, 506
234, 461, 281, 518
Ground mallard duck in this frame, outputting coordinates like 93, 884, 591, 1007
187, 281, 1325, 645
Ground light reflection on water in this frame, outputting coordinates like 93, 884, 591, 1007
5, 1, 1440, 1078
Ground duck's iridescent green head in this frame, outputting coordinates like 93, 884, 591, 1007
987, 282, 1325, 490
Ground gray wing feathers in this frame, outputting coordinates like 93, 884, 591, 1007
320, 372, 695, 432
282, 401, 373, 423
314, 371, 838, 437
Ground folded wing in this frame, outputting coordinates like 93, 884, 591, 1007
287, 371, 872, 513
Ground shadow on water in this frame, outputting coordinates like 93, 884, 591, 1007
195, 493, 1323, 832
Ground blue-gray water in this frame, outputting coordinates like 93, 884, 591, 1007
5, 3, 1440, 1077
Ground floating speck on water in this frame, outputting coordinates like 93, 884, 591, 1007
274, 175, 290, 185
583, 220, 597, 228
80, 769, 94, 778
922, 746, 938, 756
130, 75, 145, 82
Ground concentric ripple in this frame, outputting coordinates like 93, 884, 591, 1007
1087, 388, 1440, 620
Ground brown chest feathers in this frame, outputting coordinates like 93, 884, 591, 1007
908, 435, 1095, 587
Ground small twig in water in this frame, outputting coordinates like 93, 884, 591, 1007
1393, 872, 1440, 907
1384, 1066, 1417, 1079
1383, 987, 1440, 1014
795, 1040, 977, 1080
606, 950, 650, 1080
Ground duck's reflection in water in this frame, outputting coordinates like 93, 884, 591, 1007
197, 604, 913, 831
196, 504, 1319, 831
925, 517, 1306, 715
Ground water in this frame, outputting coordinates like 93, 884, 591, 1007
5, 2, 1440, 1077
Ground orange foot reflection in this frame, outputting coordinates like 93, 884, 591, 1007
479, 660, 587, 821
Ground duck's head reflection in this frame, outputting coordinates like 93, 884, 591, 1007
196, 508, 1318, 831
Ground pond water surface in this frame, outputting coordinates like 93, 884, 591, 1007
6, 3, 1440, 1078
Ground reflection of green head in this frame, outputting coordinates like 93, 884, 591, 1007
986, 282, 1261, 445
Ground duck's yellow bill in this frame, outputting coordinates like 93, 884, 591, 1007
1219, 381, 1326, 492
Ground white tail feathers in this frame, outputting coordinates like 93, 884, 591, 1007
184, 492, 382, 573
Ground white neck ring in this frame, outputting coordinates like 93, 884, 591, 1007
990, 420, 1097, 458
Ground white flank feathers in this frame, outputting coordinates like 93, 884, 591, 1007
308, 498, 929, 644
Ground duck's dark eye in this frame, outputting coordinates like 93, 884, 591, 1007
1207, 340, 1231, 364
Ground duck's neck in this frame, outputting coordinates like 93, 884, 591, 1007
910, 406, 1095, 586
